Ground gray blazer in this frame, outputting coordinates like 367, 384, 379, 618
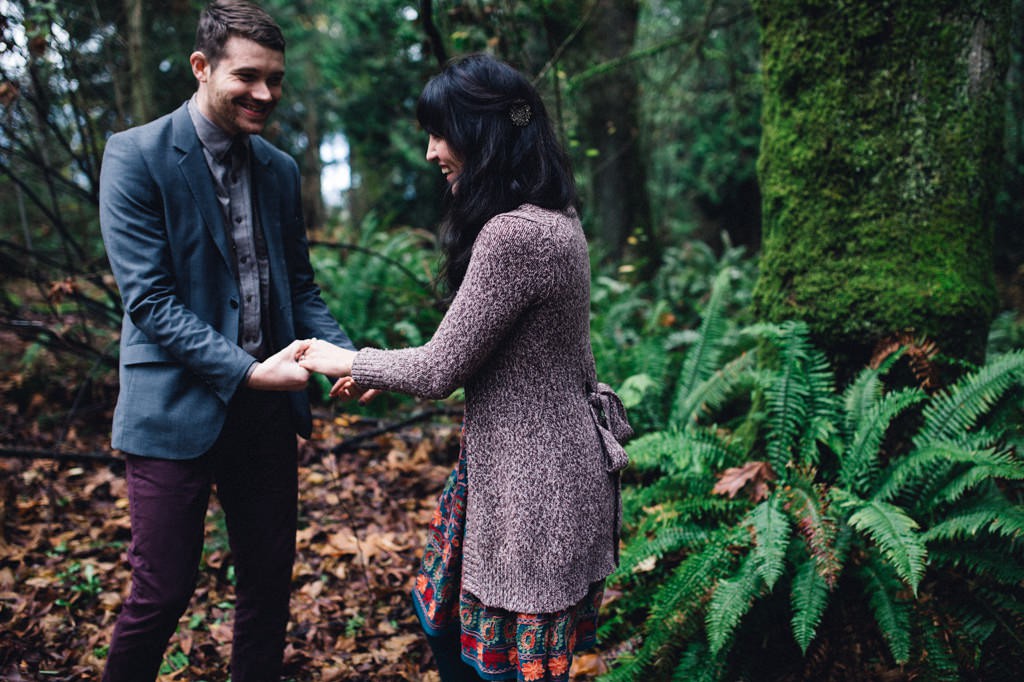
99, 102, 353, 459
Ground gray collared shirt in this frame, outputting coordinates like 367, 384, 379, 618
187, 97, 271, 362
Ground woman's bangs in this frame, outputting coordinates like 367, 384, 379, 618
416, 79, 449, 138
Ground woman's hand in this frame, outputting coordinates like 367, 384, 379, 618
330, 376, 382, 404
296, 339, 355, 377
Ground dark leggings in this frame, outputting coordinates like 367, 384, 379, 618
424, 627, 488, 681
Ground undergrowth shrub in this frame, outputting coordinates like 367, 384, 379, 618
591, 236, 757, 434
600, 272, 1024, 681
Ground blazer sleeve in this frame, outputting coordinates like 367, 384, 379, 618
99, 131, 254, 403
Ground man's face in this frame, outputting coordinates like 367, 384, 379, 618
190, 35, 284, 136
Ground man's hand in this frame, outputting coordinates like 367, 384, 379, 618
246, 340, 311, 391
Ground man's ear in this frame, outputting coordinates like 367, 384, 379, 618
189, 51, 210, 82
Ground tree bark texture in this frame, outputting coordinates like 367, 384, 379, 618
123, 0, 154, 124
752, 0, 1010, 375
564, 0, 651, 256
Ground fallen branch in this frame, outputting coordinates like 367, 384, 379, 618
330, 406, 463, 454
0, 446, 123, 466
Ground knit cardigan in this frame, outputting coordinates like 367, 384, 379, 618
352, 203, 621, 613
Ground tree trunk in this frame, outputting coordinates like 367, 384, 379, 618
300, 79, 325, 231
123, 0, 154, 124
562, 0, 652, 258
752, 0, 1010, 379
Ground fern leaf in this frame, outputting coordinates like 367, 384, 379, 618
621, 528, 747, 676
842, 365, 885, 439
928, 543, 1024, 584
706, 553, 761, 655
925, 497, 1024, 543
914, 349, 1024, 448
790, 554, 830, 653
670, 642, 723, 682
933, 461, 1024, 505
783, 471, 841, 585
840, 386, 927, 496
612, 523, 713, 582
858, 557, 912, 664
748, 495, 792, 590
670, 268, 734, 425
627, 430, 687, 474
875, 441, 1017, 503
839, 492, 927, 594
756, 320, 840, 472
672, 351, 757, 429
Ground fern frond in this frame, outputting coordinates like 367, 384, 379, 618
706, 553, 762, 655
670, 641, 723, 682
765, 333, 811, 473
932, 461, 1024, 506
627, 430, 688, 474
914, 349, 1024, 448
670, 268, 734, 425
611, 523, 714, 582
857, 557, 912, 664
837, 491, 927, 594
747, 495, 792, 590
621, 528, 747, 676
915, 616, 961, 681
923, 508, 1006, 543
840, 386, 927, 496
678, 424, 746, 473
790, 553, 831, 653
842, 365, 886, 439
756, 320, 840, 472
874, 441, 1018, 503
928, 542, 1024, 584
672, 351, 757, 429
783, 471, 840, 585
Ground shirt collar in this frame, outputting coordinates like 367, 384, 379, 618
187, 95, 248, 162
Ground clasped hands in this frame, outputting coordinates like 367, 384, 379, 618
246, 338, 377, 403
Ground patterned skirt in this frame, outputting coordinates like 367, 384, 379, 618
412, 443, 604, 681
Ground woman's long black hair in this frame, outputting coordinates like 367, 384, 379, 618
416, 54, 579, 294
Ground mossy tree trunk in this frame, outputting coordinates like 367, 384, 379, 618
752, 0, 1010, 380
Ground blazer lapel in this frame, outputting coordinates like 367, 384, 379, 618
171, 104, 234, 273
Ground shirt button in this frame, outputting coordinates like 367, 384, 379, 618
241, 256, 248, 264
246, 295, 253, 302
235, 216, 242, 223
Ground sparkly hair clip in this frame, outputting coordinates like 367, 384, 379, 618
509, 100, 532, 127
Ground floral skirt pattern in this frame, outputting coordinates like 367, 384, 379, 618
412, 442, 603, 681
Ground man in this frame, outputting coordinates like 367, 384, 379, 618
97, 2, 353, 680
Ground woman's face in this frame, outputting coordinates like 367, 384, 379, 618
426, 134, 462, 187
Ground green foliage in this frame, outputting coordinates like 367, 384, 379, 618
308, 213, 444, 409
590, 237, 758, 435
601, 306, 1024, 679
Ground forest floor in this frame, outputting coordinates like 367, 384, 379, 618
0, 333, 609, 681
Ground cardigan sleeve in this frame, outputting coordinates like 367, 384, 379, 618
352, 212, 555, 398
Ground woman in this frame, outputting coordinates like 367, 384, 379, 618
298, 53, 631, 682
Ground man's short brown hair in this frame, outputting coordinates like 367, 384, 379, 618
194, 1, 285, 67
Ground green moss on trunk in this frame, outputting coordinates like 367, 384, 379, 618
752, 0, 1010, 377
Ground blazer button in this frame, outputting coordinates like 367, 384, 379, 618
230, 299, 239, 309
